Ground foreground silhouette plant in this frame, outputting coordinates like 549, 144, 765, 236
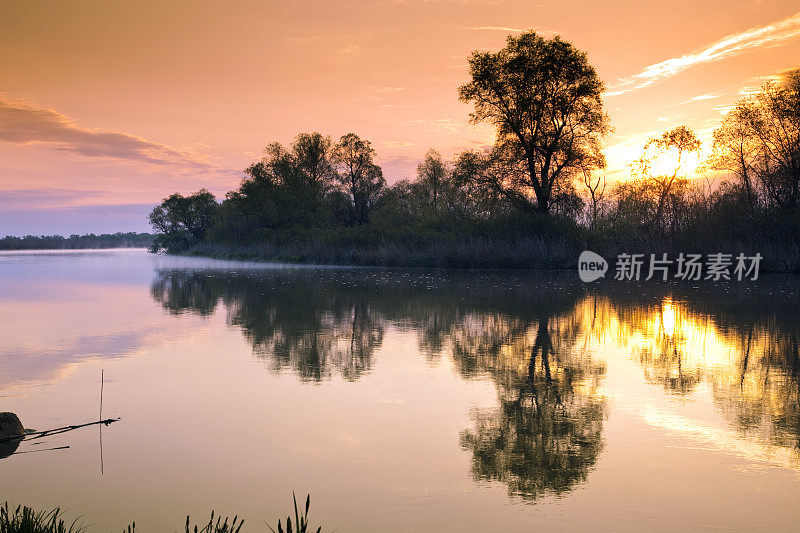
267, 493, 320, 533
184, 511, 243, 533
1, 499, 327, 532
0, 503, 84, 533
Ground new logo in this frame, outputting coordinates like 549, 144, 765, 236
578, 251, 608, 282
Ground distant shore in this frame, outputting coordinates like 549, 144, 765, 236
0, 232, 153, 251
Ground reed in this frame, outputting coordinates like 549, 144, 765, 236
1, 497, 321, 533
0, 503, 84, 533
267, 494, 320, 533
185, 511, 243, 533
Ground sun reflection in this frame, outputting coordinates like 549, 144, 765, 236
575, 291, 800, 467
658, 298, 676, 337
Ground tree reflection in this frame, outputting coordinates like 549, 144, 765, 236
711, 322, 800, 449
604, 282, 800, 451
612, 300, 703, 395
456, 312, 606, 500
151, 268, 800, 492
151, 270, 384, 381
151, 269, 608, 499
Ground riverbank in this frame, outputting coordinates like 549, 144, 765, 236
181, 234, 581, 269
174, 235, 800, 273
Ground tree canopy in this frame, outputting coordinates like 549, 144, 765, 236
710, 70, 800, 211
148, 189, 217, 251
458, 32, 610, 214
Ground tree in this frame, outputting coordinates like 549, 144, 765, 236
458, 31, 609, 213
291, 132, 336, 191
213, 132, 335, 239
710, 70, 800, 211
630, 125, 701, 232
149, 189, 217, 252
581, 168, 607, 229
417, 149, 447, 212
332, 133, 386, 225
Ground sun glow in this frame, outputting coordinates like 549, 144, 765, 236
648, 146, 703, 178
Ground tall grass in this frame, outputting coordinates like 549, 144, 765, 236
267, 494, 320, 533
2, 497, 320, 532
0, 503, 84, 533
185, 511, 243, 533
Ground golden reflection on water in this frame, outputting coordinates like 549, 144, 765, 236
151, 269, 800, 497
601, 294, 798, 445
576, 290, 800, 470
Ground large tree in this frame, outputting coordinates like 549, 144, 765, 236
148, 189, 218, 252
710, 70, 800, 211
291, 132, 336, 191
332, 133, 386, 225
219, 132, 335, 235
458, 32, 609, 214
416, 149, 447, 212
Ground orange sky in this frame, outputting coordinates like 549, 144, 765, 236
1, 0, 799, 234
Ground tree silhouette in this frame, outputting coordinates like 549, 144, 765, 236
148, 189, 218, 252
458, 32, 609, 214
216, 132, 335, 236
710, 70, 800, 211
331, 133, 386, 225
417, 149, 447, 213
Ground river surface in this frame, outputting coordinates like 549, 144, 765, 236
1, 249, 800, 531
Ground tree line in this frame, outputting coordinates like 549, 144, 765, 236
0, 232, 154, 250
149, 32, 800, 270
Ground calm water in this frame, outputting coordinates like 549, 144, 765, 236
2, 250, 800, 531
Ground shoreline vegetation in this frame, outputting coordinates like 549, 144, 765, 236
170, 219, 800, 271
147, 33, 800, 273
0, 233, 153, 251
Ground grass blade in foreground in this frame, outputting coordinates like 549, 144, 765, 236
267, 493, 321, 533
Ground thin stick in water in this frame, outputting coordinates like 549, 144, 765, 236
100, 369, 104, 421
100, 369, 105, 475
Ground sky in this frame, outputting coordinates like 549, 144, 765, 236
1, 0, 799, 235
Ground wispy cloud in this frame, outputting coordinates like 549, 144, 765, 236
667, 93, 721, 107
406, 117, 467, 134
360, 86, 408, 103
373, 86, 406, 94
381, 140, 415, 147
467, 26, 524, 32
0, 188, 107, 208
337, 44, 360, 55
608, 11, 800, 96
0, 95, 213, 168
467, 26, 558, 35
286, 33, 333, 44
690, 94, 718, 101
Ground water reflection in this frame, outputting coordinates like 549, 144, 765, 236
151, 269, 607, 499
151, 270, 385, 381
456, 313, 606, 500
151, 269, 800, 498
600, 282, 800, 452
